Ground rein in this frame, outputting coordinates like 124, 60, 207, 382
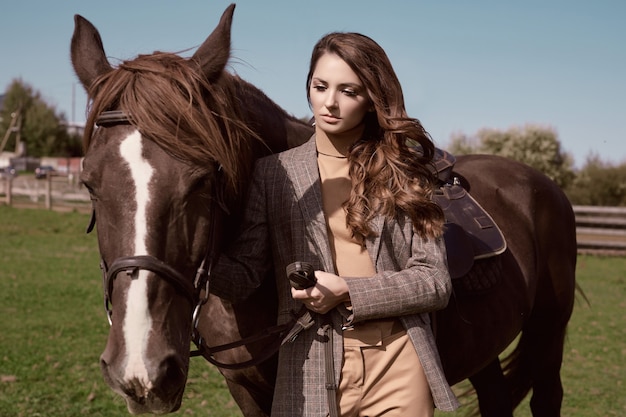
90, 110, 298, 370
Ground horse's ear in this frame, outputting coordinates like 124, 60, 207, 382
192, 4, 235, 82
71, 14, 113, 92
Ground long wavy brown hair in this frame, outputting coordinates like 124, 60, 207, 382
306, 32, 444, 240
83, 52, 259, 198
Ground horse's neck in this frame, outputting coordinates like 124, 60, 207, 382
283, 118, 314, 149
218, 74, 313, 227
230, 74, 313, 153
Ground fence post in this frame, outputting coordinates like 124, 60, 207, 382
45, 174, 52, 210
5, 176, 12, 206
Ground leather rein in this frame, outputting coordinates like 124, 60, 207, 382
90, 110, 293, 369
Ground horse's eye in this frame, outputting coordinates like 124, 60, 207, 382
193, 176, 213, 196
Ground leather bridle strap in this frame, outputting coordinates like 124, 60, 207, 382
96, 110, 132, 126
323, 321, 339, 417
194, 322, 289, 369
106, 255, 197, 304
193, 306, 316, 369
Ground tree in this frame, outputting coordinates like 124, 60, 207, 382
447, 125, 576, 189
1, 79, 81, 157
565, 154, 626, 206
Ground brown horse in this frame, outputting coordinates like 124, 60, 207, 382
71, 4, 577, 416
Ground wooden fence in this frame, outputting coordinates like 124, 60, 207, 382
1, 173, 90, 212
574, 205, 626, 256
2, 177, 625, 256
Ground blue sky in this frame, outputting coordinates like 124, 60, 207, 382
1, 1, 624, 168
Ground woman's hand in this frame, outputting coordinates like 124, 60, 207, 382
291, 270, 350, 314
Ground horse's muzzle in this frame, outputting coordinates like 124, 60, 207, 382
100, 351, 187, 415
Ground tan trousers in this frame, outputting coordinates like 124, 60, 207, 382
338, 320, 434, 417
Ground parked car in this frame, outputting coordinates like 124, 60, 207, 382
0, 165, 17, 178
35, 165, 56, 179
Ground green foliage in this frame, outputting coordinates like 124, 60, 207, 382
565, 154, 626, 206
447, 125, 576, 189
1, 79, 82, 157
444, 125, 626, 205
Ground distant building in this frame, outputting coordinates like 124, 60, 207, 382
62, 121, 86, 138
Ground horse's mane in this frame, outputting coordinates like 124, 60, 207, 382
83, 51, 260, 196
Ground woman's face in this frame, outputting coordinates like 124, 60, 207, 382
309, 53, 371, 140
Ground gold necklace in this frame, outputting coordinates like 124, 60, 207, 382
317, 150, 348, 159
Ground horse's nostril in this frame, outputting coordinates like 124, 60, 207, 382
156, 355, 188, 395
100, 357, 113, 384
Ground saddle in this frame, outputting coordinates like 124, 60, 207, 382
431, 149, 506, 279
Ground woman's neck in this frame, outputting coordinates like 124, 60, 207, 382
315, 126, 364, 157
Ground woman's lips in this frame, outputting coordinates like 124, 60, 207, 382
320, 114, 340, 123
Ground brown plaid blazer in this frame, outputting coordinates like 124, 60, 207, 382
213, 136, 459, 415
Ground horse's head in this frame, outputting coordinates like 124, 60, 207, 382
71, 4, 248, 414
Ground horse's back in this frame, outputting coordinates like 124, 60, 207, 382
454, 154, 577, 313
454, 154, 577, 264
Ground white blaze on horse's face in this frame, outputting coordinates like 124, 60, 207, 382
119, 131, 155, 391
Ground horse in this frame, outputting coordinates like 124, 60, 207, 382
71, 4, 577, 416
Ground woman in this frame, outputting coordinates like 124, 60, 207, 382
212, 32, 459, 416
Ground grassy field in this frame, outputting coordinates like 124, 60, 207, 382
1, 206, 624, 416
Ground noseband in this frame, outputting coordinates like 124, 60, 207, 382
101, 251, 214, 334
91, 110, 217, 356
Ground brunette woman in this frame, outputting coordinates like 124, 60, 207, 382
212, 32, 459, 416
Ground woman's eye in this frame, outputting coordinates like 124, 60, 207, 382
313, 85, 327, 92
342, 89, 357, 97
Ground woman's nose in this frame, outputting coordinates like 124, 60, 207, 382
324, 93, 338, 109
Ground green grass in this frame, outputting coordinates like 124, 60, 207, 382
1, 206, 624, 416
0, 206, 241, 417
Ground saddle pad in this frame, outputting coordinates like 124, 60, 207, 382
434, 183, 507, 279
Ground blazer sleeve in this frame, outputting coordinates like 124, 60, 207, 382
210, 161, 272, 301
344, 230, 452, 323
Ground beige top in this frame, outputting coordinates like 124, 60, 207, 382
316, 135, 375, 278
316, 135, 405, 347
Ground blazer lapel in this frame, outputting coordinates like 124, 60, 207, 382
288, 137, 336, 272
366, 215, 385, 268
286, 136, 387, 273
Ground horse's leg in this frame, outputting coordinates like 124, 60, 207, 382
526, 320, 566, 417
524, 284, 573, 417
501, 261, 574, 417
525, 187, 576, 417
198, 297, 276, 417
219, 366, 275, 417
469, 358, 513, 417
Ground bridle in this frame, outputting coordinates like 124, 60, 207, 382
88, 110, 294, 368
91, 110, 216, 358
